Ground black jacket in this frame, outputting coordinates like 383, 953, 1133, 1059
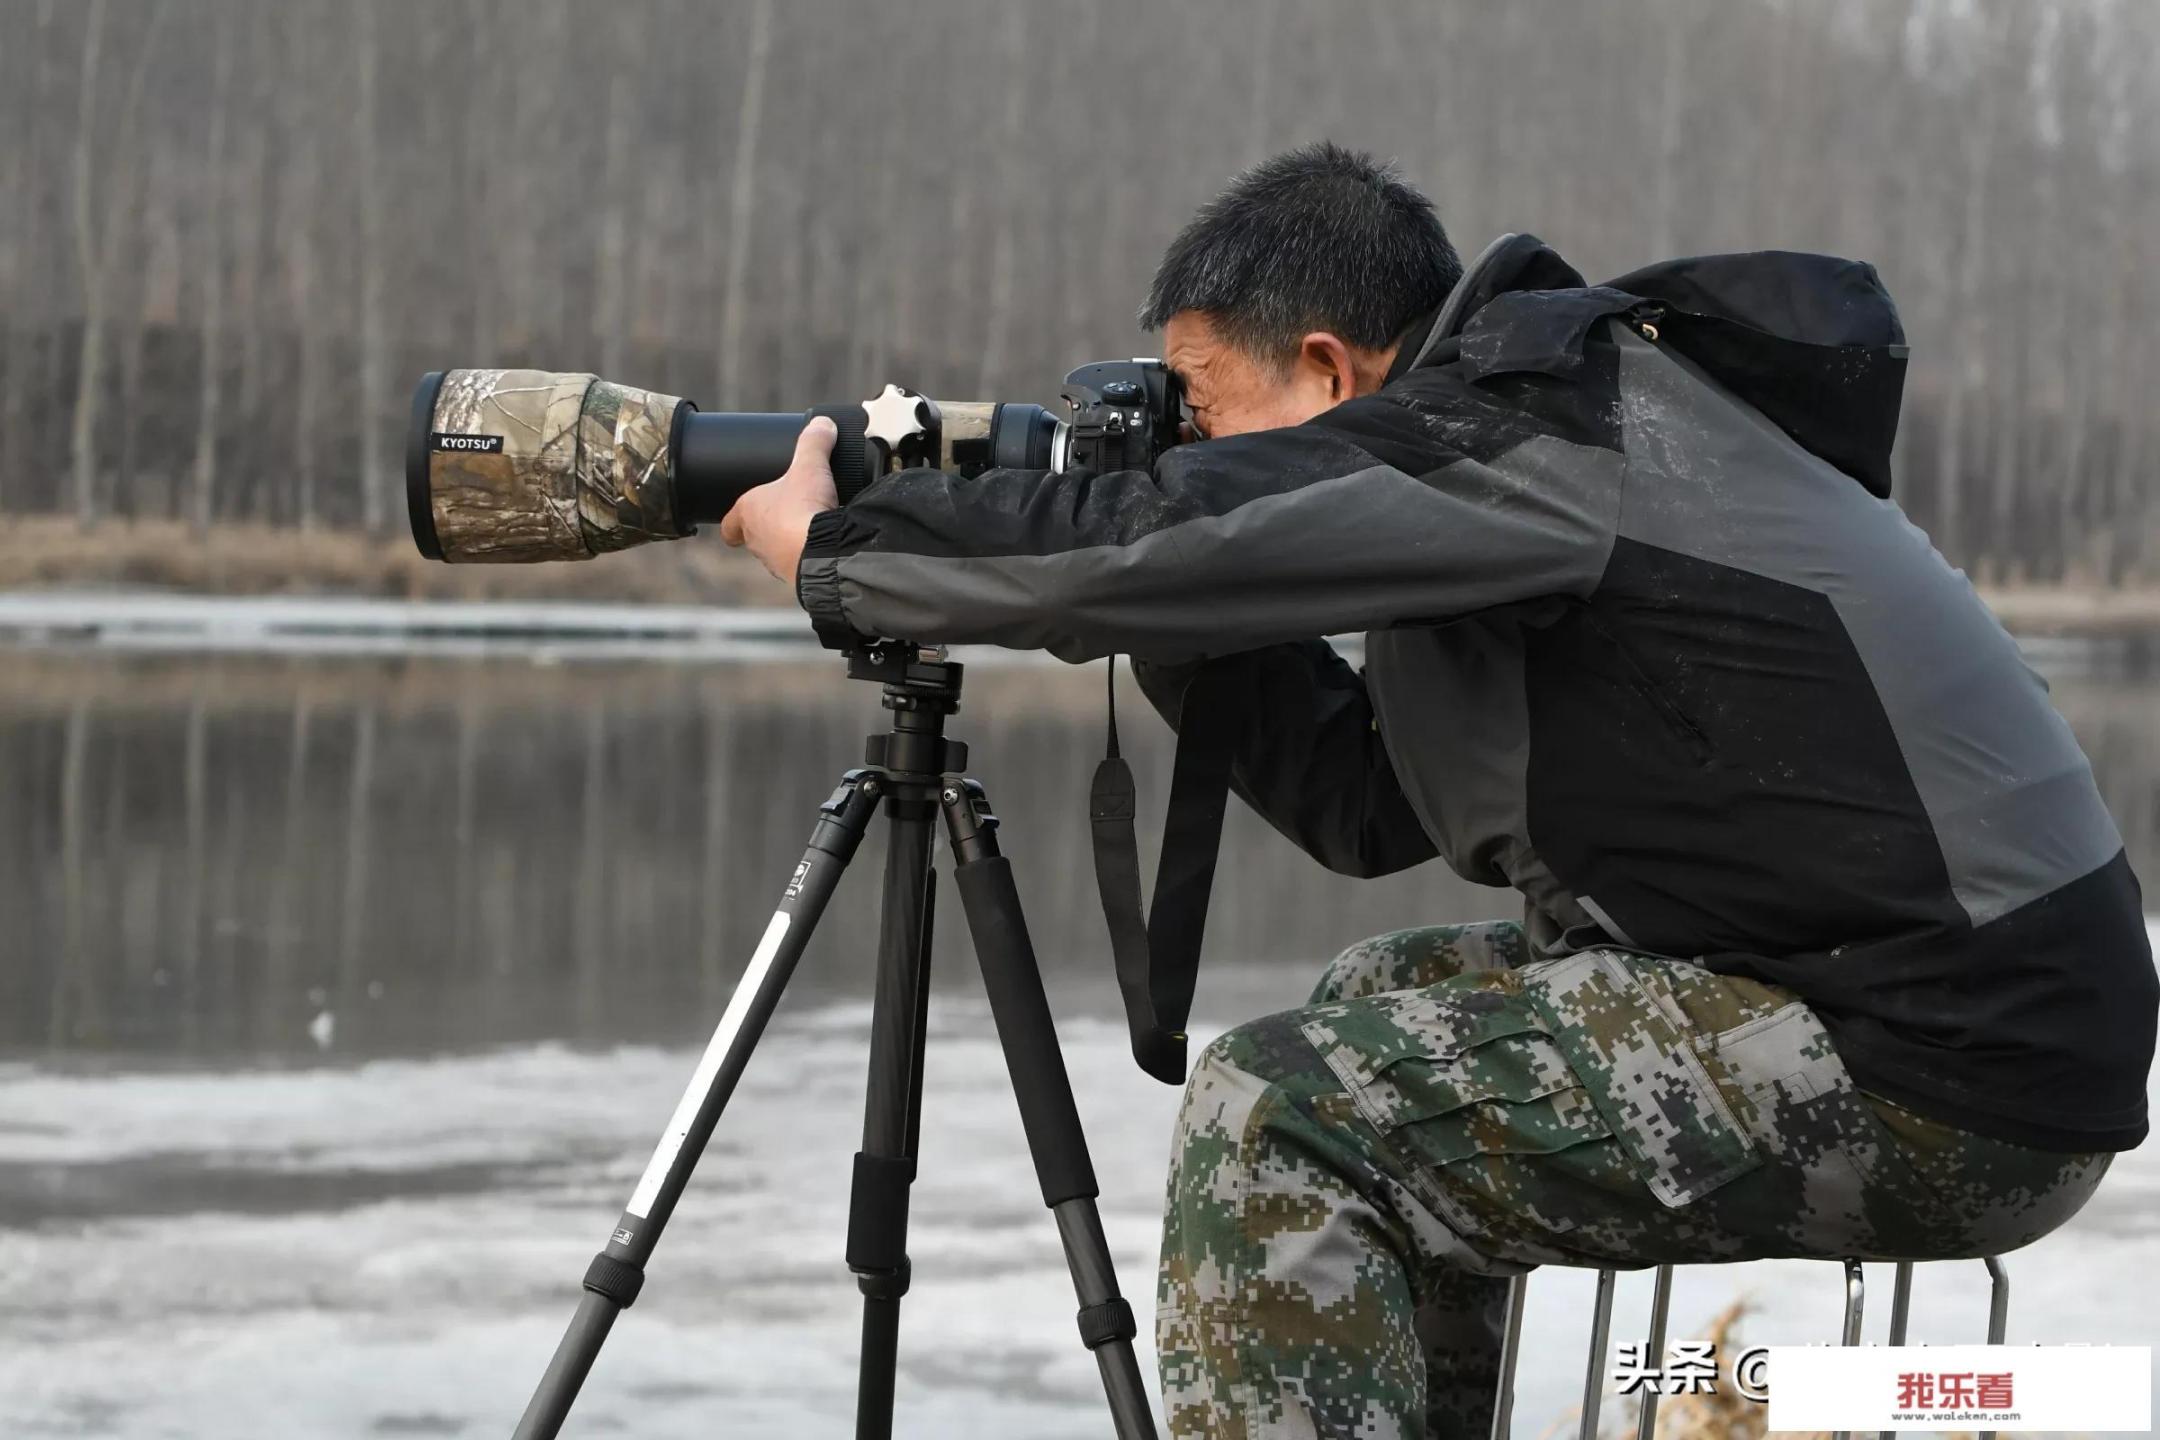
798, 236, 2157, 1152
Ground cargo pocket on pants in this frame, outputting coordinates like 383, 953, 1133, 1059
1296, 985, 1616, 1237
1520, 951, 1762, 1209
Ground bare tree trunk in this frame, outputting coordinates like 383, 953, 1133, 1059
66, 0, 109, 529
66, 0, 165, 529
1053, 3, 1105, 349
465, 1, 497, 358
289, 2, 323, 530
1934, 18, 2004, 571
2054, 4, 2112, 584
776, 190, 807, 406
1649, 0, 1690, 259
189, 13, 234, 533
355, 4, 386, 533
112, 209, 149, 517
291, 28, 319, 533
1985, 5, 2041, 584
850, 32, 909, 391
973, 6, 1030, 397
939, 33, 982, 399
2108, 108, 2157, 583
231, 28, 274, 526
0, 8, 53, 511
1244, 0, 1278, 165
716, 0, 773, 401
592, 24, 635, 380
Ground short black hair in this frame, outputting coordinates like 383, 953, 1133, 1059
1139, 141, 1462, 368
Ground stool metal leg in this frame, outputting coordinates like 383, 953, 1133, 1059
1840, 1259, 1866, 1344
1579, 1269, 1618, 1440
1886, 1261, 1913, 1345
1875, 1261, 1916, 1440
1490, 1273, 1528, 1440
1634, 1264, 1674, 1440
1832, 1260, 1865, 1440
1975, 1256, 2011, 1440
1983, 1256, 2009, 1343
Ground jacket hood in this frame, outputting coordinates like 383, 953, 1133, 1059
1392, 234, 1911, 498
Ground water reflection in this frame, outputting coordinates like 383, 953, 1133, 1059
3, 647, 2155, 1060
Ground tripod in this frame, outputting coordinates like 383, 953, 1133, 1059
512, 646, 1160, 1440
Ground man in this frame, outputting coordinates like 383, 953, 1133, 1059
722, 143, 2155, 1438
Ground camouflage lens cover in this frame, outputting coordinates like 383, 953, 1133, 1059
425, 368, 689, 563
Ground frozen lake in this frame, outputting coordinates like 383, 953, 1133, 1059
4, 963, 2157, 1439
2, 640, 2155, 1436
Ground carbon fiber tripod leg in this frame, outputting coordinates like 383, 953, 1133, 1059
511, 772, 882, 1440
848, 791, 938, 1440
940, 778, 1160, 1440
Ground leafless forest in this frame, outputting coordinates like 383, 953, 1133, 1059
2, 0, 2156, 585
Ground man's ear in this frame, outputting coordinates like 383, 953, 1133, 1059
1295, 332, 1362, 403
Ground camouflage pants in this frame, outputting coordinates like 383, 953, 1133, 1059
1156, 921, 2112, 1440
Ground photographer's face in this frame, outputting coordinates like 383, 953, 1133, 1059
1162, 311, 1396, 440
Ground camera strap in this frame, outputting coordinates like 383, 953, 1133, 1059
1089, 655, 1252, 1085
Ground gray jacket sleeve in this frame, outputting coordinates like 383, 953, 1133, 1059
794, 384, 1621, 664
1132, 644, 1437, 879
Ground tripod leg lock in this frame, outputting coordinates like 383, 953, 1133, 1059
582, 1251, 646, 1309
847, 1150, 918, 1304
1076, 1297, 1137, 1351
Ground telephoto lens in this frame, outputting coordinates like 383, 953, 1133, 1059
409, 369, 693, 564
405, 361, 1161, 566
407, 368, 895, 565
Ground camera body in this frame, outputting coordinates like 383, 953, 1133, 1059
408, 361, 1187, 565
1054, 359, 1187, 477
